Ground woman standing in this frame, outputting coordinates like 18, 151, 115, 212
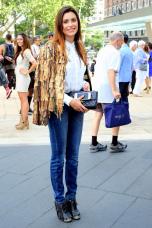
133, 40, 148, 97
15, 33, 37, 129
33, 6, 89, 223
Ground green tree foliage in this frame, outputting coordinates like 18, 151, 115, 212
85, 30, 104, 51
15, 18, 32, 36
0, 0, 95, 35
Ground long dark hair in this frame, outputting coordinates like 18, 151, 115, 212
14, 33, 31, 63
144, 43, 149, 53
53, 6, 87, 64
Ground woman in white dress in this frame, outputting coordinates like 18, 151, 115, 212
15, 33, 37, 129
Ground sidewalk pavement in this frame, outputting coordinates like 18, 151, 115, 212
0, 87, 152, 228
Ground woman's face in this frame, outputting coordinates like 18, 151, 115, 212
16, 35, 24, 47
62, 11, 78, 41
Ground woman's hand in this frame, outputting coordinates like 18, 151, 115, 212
69, 96, 88, 112
19, 67, 29, 75
83, 82, 90, 91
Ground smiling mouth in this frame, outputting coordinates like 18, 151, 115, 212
67, 29, 76, 32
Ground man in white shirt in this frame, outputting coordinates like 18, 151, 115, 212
129, 40, 137, 93
92, 31, 127, 153
31, 36, 41, 59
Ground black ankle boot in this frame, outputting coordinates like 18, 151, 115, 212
66, 200, 81, 220
55, 201, 72, 223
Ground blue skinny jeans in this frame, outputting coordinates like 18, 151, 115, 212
48, 104, 84, 203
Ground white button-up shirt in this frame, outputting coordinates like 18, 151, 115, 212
64, 40, 86, 105
31, 44, 40, 59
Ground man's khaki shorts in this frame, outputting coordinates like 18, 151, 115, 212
95, 103, 111, 114
95, 103, 103, 113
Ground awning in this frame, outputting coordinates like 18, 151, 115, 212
87, 7, 152, 31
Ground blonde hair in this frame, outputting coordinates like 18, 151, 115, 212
138, 40, 145, 47
129, 40, 137, 49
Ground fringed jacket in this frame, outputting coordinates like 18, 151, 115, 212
33, 42, 67, 126
33, 41, 91, 126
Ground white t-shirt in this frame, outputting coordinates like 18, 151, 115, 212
31, 44, 40, 59
93, 44, 120, 103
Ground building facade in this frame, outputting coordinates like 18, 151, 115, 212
105, 0, 152, 18
87, 0, 105, 23
104, 0, 152, 41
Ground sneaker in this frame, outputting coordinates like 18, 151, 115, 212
66, 200, 80, 220
55, 201, 72, 223
6, 88, 12, 99
90, 143, 107, 153
110, 142, 127, 153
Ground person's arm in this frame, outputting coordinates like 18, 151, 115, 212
64, 93, 73, 106
108, 51, 121, 99
0, 45, 4, 61
108, 69, 121, 99
19, 49, 37, 75
63, 93, 87, 112
136, 50, 147, 64
120, 49, 125, 67
28, 59, 37, 74
69, 96, 87, 112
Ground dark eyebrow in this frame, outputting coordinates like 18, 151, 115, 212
63, 17, 77, 22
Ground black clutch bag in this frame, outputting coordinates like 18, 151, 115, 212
69, 90, 98, 109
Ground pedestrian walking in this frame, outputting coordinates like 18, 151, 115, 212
119, 34, 133, 101
0, 34, 16, 94
94, 31, 127, 152
133, 40, 148, 97
15, 33, 37, 130
90, 59, 96, 76
129, 40, 138, 93
0, 55, 12, 98
33, 6, 89, 223
0, 63, 12, 98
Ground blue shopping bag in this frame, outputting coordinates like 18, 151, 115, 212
104, 99, 131, 128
